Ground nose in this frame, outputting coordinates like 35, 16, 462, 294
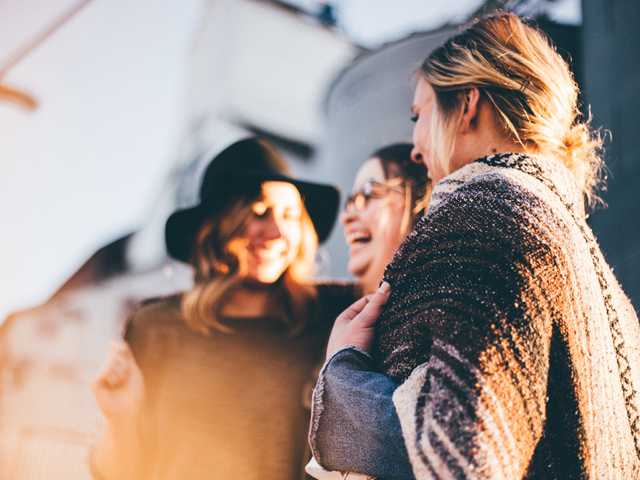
263, 214, 283, 240
340, 204, 357, 225
411, 147, 423, 165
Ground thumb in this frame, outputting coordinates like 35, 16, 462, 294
355, 281, 391, 327
370, 281, 391, 306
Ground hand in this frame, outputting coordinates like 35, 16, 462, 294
91, 340, 145, 423
326, 282, 391, 359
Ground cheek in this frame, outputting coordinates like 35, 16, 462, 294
418, 119, 433, 151
285, 224, 303, 256
412, 124, 421, 147
384, 203, 407, 239
366, 202, 399, 242
290, 231, 302, 254
241, 220, 259, 243
359, 205, 382, 234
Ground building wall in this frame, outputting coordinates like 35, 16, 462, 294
183, 0, 358, 149
317, 28, 458, 280
582, 0, 640, 310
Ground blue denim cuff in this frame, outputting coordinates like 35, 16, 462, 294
321, 344, 373, 375
309, 346, 415, 480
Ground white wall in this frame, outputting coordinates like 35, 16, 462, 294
0, 0, 207, 321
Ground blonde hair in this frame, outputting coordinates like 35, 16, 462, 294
181, 185, 318, 336
418, 12, 604, 208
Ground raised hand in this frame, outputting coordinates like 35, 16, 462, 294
326, 282, 391, 359
91, 340, 145, 423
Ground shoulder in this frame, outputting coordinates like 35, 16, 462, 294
124, 294, 186, 357
428, 161, 525, 216
315, 280, 359, 302
314, 280, 360, 323
429, 153, 582, 219
387, 154, 575, 287
126, 294, 183, 330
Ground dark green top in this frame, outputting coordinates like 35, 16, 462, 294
124, 282, 357, 480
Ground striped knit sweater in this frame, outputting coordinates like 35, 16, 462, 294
374, 153, 640, 479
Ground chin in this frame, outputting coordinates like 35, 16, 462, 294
347, 261, 368, 281
246, 266, 288, 286
243, 276, 281, 288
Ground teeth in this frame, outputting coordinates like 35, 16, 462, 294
346, 231, 371, 245
251, 249, 285, 260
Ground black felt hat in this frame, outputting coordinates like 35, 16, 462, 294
165, 138, 339, 263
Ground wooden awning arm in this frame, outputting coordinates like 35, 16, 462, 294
0, 0, 95, 110
0, 82, 38, 109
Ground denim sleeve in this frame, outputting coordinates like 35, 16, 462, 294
309, 346, 415, 480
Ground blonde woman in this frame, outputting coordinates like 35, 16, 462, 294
90, 138, 356, 480
311, 13, 640, 479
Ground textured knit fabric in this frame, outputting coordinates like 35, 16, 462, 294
374, 154, 640, 479
120, 282, 356, 480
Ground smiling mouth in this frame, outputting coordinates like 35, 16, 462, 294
250, 249, 286, 262
345, 231, 371, 246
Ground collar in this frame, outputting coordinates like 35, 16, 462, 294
429, 153, 585, 220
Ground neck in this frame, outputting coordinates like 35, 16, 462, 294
453, 97, 531, 171
220, 284, 276, 317
484, 135, 529, 157
473, 106, 530, 157
359, 276, 379, 296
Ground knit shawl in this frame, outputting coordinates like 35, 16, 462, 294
374, 154, 640, 479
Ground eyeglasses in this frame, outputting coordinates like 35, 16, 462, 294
344, 177, 407, 212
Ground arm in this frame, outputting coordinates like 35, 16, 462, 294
378, 175, 556, 479
391, 335, 548, 480
310, 284, 415, 480
310, 346, 415, 480
90, 340, 145, 480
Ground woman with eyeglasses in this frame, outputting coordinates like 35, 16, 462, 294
305, 144, 431, 480
341, 143, 431, 296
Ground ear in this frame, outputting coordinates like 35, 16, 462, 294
458, 87, 481, 134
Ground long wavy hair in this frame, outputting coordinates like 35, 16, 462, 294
181, 181, 319, 336
418, 12, 605, 209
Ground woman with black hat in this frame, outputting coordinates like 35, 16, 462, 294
89, 138, 356, 480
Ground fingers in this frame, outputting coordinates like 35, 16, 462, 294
335, 282, 391, 322
104, 359, 127, 389
325, 282, 392, 357
351, 282, 391, 328
368, 281, 391, 307
109, 339, 134, 359
336, 295, 374, 323
93, 340, 135, 390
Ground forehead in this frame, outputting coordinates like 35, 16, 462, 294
413, 77, 435, 107
353, 158, 385, 190
260, 181, 301, 206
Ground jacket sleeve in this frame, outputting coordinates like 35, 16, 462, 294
309, 346, 415, 480
377, 176, 559, 479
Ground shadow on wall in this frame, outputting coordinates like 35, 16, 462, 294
582, 0, 640, 312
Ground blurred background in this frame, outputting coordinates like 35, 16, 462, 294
0, 0, 637, 478
0, 0, 587, 323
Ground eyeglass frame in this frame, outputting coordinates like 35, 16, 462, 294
344, 177, 411, 213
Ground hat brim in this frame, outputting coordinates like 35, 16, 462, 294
165, 172, 339, 263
